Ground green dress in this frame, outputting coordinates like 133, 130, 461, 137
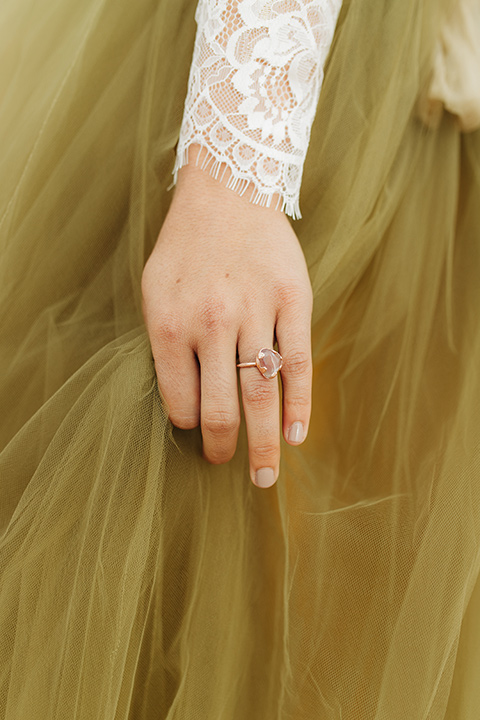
0, 0, 479, 717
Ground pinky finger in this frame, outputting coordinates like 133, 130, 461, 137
275, 311, 313, 446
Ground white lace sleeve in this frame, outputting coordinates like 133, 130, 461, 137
172, 0, 343, 219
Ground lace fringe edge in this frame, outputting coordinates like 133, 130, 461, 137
169, 143, 302, 220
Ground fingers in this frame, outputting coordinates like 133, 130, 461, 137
198, 336, 241, 464
146, 296, 312, 490
237, 326, 281, 489
149, 316, 201, 429
275, 298, 313, 447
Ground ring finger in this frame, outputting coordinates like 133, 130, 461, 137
237, 325, 281, 489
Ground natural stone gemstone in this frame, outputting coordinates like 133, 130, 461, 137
256, 348, 283, 379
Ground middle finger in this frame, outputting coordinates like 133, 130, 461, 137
199, 333, 241, 465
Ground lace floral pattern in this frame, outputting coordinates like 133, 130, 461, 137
173, 0, 343, 218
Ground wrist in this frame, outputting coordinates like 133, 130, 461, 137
175, 144, 285, 218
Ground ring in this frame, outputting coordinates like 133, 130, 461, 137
236, 347, 283, 379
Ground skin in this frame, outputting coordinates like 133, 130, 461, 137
141, 146, 313, 489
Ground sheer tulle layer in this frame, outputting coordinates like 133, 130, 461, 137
1, 0, 479, 718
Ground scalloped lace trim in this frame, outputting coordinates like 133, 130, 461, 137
173, 142, 302, 218
172, 0, 342, 219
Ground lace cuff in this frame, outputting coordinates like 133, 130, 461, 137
172, 0, 342, 219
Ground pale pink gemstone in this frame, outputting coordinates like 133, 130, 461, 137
257, 348, 283, 379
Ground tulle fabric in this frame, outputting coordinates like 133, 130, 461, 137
1, 0, 479, 718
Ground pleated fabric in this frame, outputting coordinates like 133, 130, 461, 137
1, 0, 479, 718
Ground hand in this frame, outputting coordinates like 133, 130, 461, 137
141, 149, 313, 488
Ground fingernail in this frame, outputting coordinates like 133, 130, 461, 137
253, 467, 276, 489
288, 421, 305, 444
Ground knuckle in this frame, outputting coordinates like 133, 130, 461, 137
242, 379, 276, 406
253, 441, 280, 463
284, 350, 312, 378
276, 280, 312, 311
198, 295, 231, 333
202, 409, 240, 436
155, 313, 183, 344
286, 395, 311, 413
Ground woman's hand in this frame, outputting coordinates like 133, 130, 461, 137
141, 150, 313, 488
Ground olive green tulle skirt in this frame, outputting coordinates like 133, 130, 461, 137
1, 0, 479, 717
